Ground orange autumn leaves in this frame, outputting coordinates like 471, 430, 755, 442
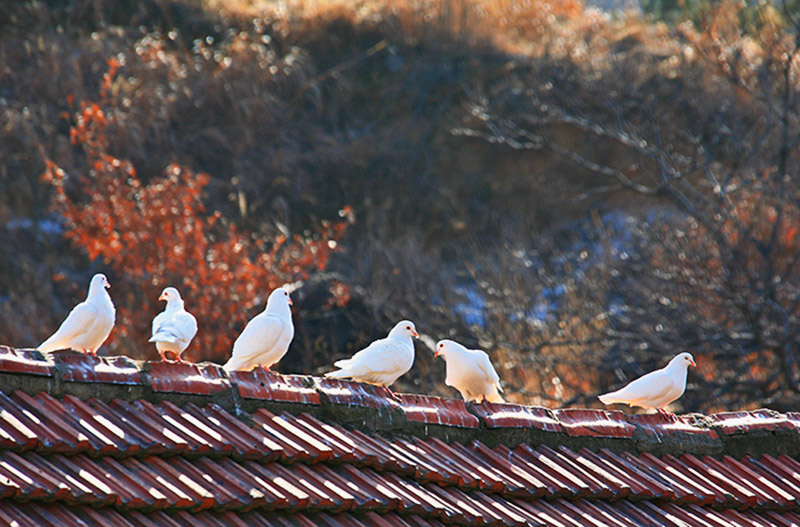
43, 60, 352, 361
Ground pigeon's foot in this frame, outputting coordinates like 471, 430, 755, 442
260, 365, 271, 374
656, 408, 675, 419
387, 389, 403, 402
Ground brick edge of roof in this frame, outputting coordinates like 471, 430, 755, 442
0, 345, 796, 459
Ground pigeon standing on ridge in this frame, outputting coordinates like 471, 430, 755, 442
598, 352, 696, 415
223, 287, 294, 372
325, 320, 419, 389
435, 339, 504, 403
149, 287, 198, 362
37, 273, 116, 355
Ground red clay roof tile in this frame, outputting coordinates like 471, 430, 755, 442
52, 350, 142, 384
469, 402, 561, 432
314, 378, 399, 409
145, 361, 230, 395
0, 346, 52, 376
230, 369, 320, 405
627, 411, 719, 438
553, 408, 636, 438
711, 409, 792, 435
395, 393, 480, 428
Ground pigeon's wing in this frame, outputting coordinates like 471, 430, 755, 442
151, 311, 167, 337
338, 339, 407, 375
150, 311, 197, 344
608, 370, 672, 402
475, 350, 503, 392
230, 314, 285, 364
39, 301, 98, 351
171, 311, 198, 342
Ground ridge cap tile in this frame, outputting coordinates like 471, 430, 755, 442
553, 408, 636, 438
0, 346, 52, 377
468, 401, 562, 432
230, 369, 320, 405
711, 409, 792, 435
395, 393, 480, 429
51, 350, 142, 384
313, 378, 399, 410
627, 412, 719, 438
144, 361, 230, 396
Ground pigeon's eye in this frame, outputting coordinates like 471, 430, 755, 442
406, 326, 411, 330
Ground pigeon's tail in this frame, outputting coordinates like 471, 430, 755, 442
324, 368, 352, 380
149, 331, 179, 344
37, 335, 64, 353
486, 390, 504, 404
597, 391, 622, 405
333, 358, 353, 369
222, 358, 241, 372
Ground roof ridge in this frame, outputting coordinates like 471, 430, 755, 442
0, 345, 796, 458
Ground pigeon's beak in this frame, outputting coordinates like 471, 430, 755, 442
690, 359, 696, 367
288, 298, 294, 306
434, 349, 440, 357
412, 330, 419, 339
159, 293, 166, 301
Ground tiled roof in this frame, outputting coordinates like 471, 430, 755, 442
0, 345, 799, 526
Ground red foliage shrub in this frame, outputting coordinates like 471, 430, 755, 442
42, 60, 353, 361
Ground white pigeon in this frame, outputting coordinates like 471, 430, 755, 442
37, 273, 116, 355
435, 339, 504, 403
149, 287, 198, 362
598, 352, 696, 415
223, 287, 294, 372
325, 320, 419, 389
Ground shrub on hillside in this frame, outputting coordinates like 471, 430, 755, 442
42, 60, 353, 361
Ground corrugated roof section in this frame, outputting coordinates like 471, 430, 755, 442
0, 389, 798, 526
0, 345, 799, 526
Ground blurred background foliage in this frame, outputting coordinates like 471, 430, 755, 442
2, 0, 800, 413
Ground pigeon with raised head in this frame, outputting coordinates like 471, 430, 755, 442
37, 273, 116, 355
598, 352, 696, 415
149, 287, 198, 362
435, 339, 504, 403
325, 320, 419, 388
223, 287, 294, 372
